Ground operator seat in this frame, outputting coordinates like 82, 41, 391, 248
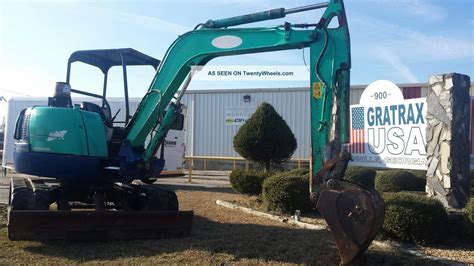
81, 102, 107, 122
81, 102, 115, 141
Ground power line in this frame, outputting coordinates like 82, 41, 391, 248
0, 88, 33, 97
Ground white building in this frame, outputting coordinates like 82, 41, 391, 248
181, 82, 474, 159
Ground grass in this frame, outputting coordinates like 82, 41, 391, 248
0, 186, 460, 265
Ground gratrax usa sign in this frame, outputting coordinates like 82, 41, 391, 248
349, 80, 428, 170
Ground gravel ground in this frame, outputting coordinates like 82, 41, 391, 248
0, 185, 470, 265
419, 245, 474, 264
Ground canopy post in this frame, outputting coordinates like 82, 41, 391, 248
120, 52, 130, 125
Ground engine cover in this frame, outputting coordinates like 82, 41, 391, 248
24, 106, 107, 156
13, 106, 108, 181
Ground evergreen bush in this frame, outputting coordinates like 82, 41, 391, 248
275, 168, 309, 178
375, 170, 424, 192
233, 102, 297, 171
407, 170, 427, 179
381, 192, 448, 244
465, 198, 474, 237
344, 166, 376, 189
262, 171, 312, 213
470, 171, 474, 195
229, 170, 268, 195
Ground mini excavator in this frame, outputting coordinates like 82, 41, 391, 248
8, 0, 385, 264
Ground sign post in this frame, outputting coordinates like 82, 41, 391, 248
425, 73, 471, 208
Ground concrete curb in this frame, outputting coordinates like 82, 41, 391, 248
215, 199, 326, 230
216, 199, 462, 265
185, 176, 230, 181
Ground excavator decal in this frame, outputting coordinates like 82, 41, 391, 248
46, 130, 67, 141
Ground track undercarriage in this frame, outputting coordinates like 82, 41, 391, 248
7, 177, 193, 240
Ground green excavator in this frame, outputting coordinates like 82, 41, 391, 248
8, 0, 385, 264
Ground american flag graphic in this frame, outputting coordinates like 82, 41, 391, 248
350, 107, 365, 153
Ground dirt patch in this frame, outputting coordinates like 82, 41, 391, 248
0, 186, 463, 265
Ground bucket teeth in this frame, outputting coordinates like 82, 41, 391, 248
316, 179, 385, 264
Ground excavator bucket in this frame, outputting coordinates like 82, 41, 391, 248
317, 179, 385, 264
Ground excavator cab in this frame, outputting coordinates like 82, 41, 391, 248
64, 48, 161, 126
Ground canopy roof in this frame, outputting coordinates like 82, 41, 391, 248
68, 48, 160, 73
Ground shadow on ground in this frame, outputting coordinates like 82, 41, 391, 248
0, 211, 446, 265
20, 215, 338, 264
158, 183, 237, 194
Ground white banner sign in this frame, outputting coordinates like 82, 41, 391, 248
191, 65, 309, 81
349, 80, 428, 170
225, 106, 256, 126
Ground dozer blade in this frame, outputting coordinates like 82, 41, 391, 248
8, 209, 193, 241
316, 179, 385, 265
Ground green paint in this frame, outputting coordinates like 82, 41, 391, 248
81, 110, 108, 156
28, 106, 107, 157
122, 0, 350, 193
204, 8, 285, 28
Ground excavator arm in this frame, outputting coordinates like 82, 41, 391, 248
123, 1, 349, 176
121, 0, 384, 263
124, 28, 315, 151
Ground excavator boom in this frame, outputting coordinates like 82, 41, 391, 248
119, 0, 384, 262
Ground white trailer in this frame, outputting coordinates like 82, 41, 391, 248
1, 96, 186, 176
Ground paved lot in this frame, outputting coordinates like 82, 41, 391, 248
0, 178, 8, 204
0, 170, 231, 204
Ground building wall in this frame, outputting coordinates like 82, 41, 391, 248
182, 82, 474, 158
181, 88, 310, 158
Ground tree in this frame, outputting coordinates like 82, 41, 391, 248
233, 102, 297, 172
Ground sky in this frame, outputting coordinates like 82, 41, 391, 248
0, 0, 473, 98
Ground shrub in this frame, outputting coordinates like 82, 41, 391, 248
375, 170, 425, 192
275, 168, 309, 178
405, 176, 426, 192
233, 102, 297, 171
344, 166, 376, 189
381, 192, 448, 244
406, 170, 427, 191
470, 172, 474, 195
466, 199, 474, 223
407, 170, 426, 179
262, 172, 312, 214
407, 171, 425, 190
466, 198, 474, 236
229, 170, 268, 195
